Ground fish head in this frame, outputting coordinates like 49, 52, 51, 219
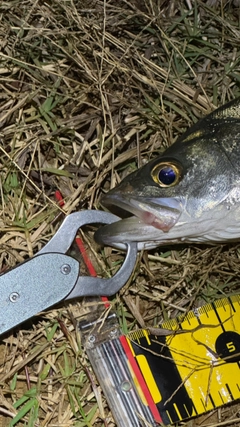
99, 157, 185, 232
95, 98, 240, 250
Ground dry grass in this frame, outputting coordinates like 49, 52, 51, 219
1, 0, 240, 426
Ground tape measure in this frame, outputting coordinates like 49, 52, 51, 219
79, 294, 240, 426
127, 294, 240, 424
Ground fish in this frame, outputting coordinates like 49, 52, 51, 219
95, 98, 240, 250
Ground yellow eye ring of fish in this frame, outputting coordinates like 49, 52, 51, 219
151, 162, 182, 187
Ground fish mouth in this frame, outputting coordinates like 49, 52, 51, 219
94, 191, 182, 249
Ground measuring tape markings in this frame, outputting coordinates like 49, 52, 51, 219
128, 329, 194, 424
127, 295, 240, 423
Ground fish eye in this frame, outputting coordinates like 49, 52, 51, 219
151, 162, 182, 187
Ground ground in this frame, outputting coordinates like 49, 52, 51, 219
1, 0, 240, 426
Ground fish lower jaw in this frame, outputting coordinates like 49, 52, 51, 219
95, 206, 240, 251
100, 229, 240, 251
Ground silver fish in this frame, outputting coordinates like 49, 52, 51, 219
95, 98, 240, 250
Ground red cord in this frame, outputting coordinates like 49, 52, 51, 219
75, 237, 97, 277
55, 190, 65, 207
54, 191, 109, 306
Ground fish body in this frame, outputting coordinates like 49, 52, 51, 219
95, 98, 240, 250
